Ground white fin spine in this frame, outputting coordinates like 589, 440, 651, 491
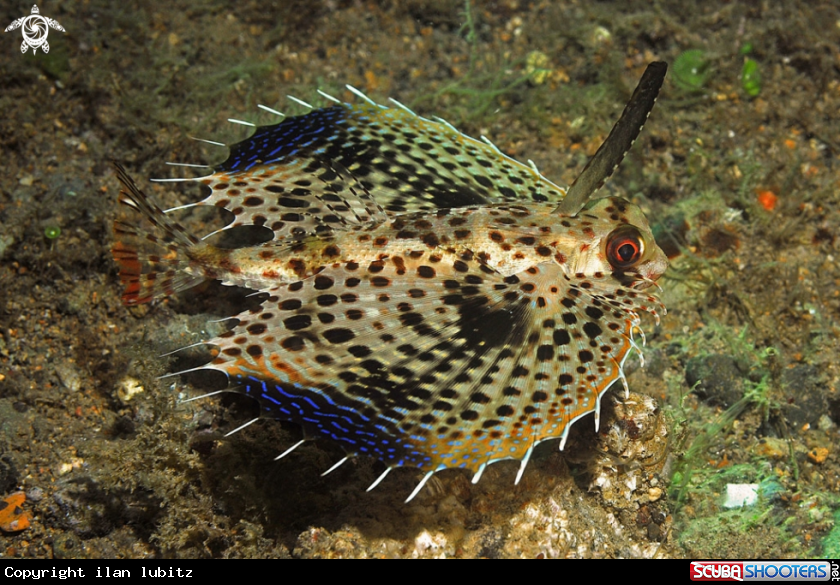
158, 364, 208, 379
628, 336, 645, 368
149, 174, 213, 183
316, 89, 342, 104
158, 341, 208, 357
405, 469, 438, 503
616, 364, 630, 399
206, 315, 240, 324
286, 95, 314, 109
432, 115, 458, 132
179, 389, 226, 404
257, 104, 284, 117
471, 463, 487, 484
224, 417, 259, 437
345, 84, 382, 108
165, 161, 212, 169
274, 439, 306, 461
594, 393, 602, 433
366, 467, 392, 491
480, 135, 502, 154
387, 96, 416, 116
321, 456, 349, 476
199, 226, 237, 241
163, 202, 202, 213
188, 136, 226, 147
559, 424, 572, 451
514, 445, 534, 485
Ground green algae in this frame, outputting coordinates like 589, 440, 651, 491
672, 50, 712, 93
741, 59, 762, 98
821, 510, 840, 559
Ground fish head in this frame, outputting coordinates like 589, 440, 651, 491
565, 196, 668, 289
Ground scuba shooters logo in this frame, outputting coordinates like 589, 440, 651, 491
691, 563, 744, 582
690, 561, 834, 582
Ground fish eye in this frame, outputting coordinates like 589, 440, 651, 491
606, 226, 644, 269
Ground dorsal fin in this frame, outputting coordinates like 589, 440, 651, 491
555, 62, 667, 216
192, 98, 569, 240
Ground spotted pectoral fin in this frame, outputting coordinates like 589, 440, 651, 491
199, 102, 567, 227
200, 253, 662, 476
202, 252, 523, 467
197, 155, 388, 242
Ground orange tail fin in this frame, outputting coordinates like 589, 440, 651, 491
112, 163, 204, 305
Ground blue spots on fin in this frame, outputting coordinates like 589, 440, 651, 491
220, 107, 348, 174
233, 374, 428, 467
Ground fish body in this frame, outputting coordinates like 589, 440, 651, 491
163, 199, 664, 292
113, 64, 668, 499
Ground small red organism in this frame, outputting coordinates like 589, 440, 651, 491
756, 189, 778, 211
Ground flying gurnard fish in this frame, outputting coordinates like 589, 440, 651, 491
112, 62, 669, 502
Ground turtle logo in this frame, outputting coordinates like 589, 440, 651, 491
5, 5, 65, 55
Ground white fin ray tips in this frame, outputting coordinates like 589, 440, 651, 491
158, 341, 208, 357
432, 115, 458, 132
471, 463, 487, 484
287, 95, 314, 109
257, 104, 285, 117
405, 469, 437, 503
366, 467, 392, 491
158, 364, 208, 379
514, 445, 534, 485
224, 417, 259, 437
560, 424, 572, 451
188, 136, 226, 147
165, 161, 212, 169
480, 135, 502, 154
316, 89, 342, 104
345, 84, 382, 108
321, 456, 349, 476
179, 389, 226, 404
150, 174, 213, 183
616, 365, 630, 399
164, 202, 202, 213
594, 393, 602, 433
387, 96, 416, 115
275, 439, 306, 461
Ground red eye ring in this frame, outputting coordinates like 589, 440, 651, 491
606, 227, 644, 269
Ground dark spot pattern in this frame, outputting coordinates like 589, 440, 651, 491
173, 91, 667, 484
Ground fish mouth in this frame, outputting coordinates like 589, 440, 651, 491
611, 270, 663, 291
612, 270, 647, 288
